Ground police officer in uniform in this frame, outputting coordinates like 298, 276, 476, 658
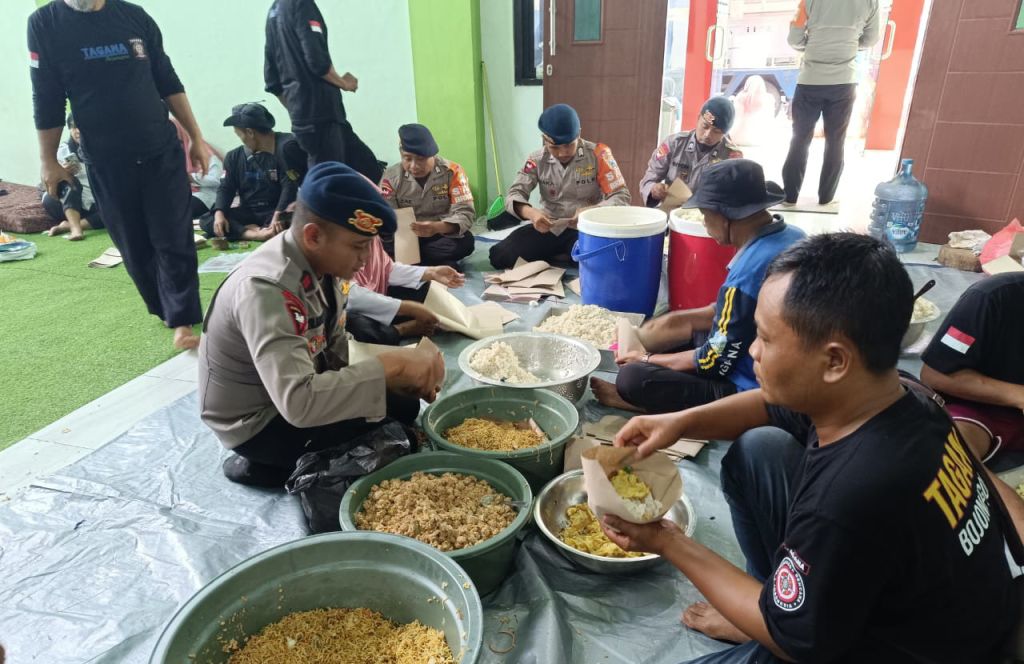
29, 0, 209, 350
200, 102, 308, 242
380, 124, 476, 268
488, 104, 631, 270
639, 96, 743, 208
264, 0, 383, 182
199, 163, 445, 487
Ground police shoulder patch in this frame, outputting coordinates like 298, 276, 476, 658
656, 143, 670, 160
523, 159, 538, 173
772, 556, 807, 612
282, 290, 308, 335
380, 179, 395, 197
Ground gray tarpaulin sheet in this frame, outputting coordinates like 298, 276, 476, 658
0, 240, 983, 664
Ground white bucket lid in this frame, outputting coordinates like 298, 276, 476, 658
669, 208, 711, 238
577, 206, 668, 239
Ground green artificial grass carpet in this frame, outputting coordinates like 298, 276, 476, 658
0, 230, 235, 451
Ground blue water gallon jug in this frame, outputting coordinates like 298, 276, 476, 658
868, 158, 928, 253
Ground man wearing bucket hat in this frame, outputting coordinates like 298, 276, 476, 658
592, 159, 805, 414
199, 102, 308, 242
379, 123, 476, 268
488, 103, 631, 269
639, 96, 743, 207
199, 162, 446, 487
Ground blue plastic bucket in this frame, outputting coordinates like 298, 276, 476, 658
571, 207, 667, 317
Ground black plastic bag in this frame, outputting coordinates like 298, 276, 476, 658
285, 420, 413, 534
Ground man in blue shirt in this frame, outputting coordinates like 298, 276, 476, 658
592, 160, 806, 413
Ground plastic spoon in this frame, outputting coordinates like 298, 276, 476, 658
913, 279, 936, 302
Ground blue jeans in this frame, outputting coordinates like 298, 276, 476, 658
681, 427, 804, 664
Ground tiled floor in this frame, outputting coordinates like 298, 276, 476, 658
0, 350, 199, 499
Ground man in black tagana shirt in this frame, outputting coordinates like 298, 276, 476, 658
29, 0, 210, 350
604, 233, 1022, 663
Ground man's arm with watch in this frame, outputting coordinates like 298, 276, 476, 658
641, 349, 698, 372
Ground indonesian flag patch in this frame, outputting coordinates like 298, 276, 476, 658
940, 326, 975, 354
309, 20, 323, 33
29, 52, 39, 69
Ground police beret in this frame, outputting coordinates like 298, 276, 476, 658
398, 123, 439, 157
538, 104, 581, 145
700, 96, 735, 133
298, 162, 397, 236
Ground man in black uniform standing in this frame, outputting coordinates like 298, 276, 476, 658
200, 102, 308, 242
29, 0, 208, 350
264, 0, 383, 182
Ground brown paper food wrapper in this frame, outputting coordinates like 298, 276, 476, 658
615, 318, 647, 357
581, 446, 683, 524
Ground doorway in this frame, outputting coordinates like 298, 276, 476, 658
668, 0, 930, 222
542, 0, 669, 197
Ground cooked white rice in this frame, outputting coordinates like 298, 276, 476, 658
469, 341, 539, 384
621, 494, 663, 521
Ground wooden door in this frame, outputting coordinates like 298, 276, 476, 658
543, 0, 668, 199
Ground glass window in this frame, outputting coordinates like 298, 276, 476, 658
574, 0, 602, 43
514, 0, 544, 85
1016, 0, 1024, 30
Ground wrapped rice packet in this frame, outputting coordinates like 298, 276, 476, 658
581, 446, 682, 524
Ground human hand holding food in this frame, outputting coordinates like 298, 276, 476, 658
380, 346, 445, 402
614, 412, 686, 459
425, 266, 465, 288
600, 514, 684, 556
650, 182, 669, 201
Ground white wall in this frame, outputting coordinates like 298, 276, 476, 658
479, 0, 544, 203
1, 3, 47, 185
0, 0, 416, 185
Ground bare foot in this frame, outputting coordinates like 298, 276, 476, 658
173, 326, 200, 350
68, 229, 85, 241
681, 602, 751, 643
47, 222, 69, 236
589, 377, 643, 412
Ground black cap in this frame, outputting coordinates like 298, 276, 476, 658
681, 159, 785, 219
223, 103, 275, 132
398, 123, 439, 157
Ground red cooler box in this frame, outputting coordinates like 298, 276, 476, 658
668, 210, 736, 311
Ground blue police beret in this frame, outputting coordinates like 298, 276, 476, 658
538, 104, 581, 145
298, 162, 397, 236
398, 123, 439, 157
700, 96, 736, 133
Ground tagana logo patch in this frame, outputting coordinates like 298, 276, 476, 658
348, 210, 383, 234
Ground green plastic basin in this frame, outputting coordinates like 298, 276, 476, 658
339, 451, 533, 596
149, 531, 482, 663
422, 386, 580, 491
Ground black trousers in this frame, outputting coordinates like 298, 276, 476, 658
781, 83, 857, 205
198, 206, 274, 241
88, 143, 202, 328
489, 224, 579, 270
420, 232, 475, 268
232, 392, 420, 471
615, 362, 737, 413
41, 181, 104, 228
295, 120, 384, 183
